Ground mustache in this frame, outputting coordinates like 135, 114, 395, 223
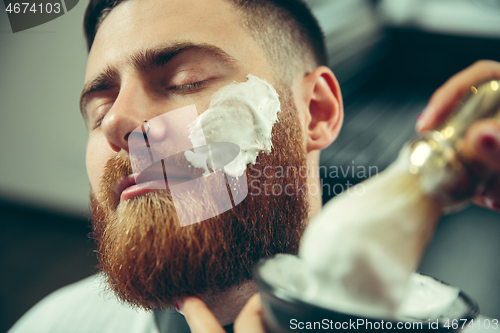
98, 151, 207, 209
97, 153, 131, 210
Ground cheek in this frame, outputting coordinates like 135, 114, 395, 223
86, 135, 114, 193
292, 93, 309, 144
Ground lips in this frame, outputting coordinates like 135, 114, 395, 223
117, 159, 200, 202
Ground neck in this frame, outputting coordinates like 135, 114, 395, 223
199, 280, 259, 326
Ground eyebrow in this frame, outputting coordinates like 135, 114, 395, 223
79, 42, 237, 119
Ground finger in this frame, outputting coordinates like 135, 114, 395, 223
234, 294, 267, 333
461, 120, 500, 211
460, 120, 500, 171
182, 297, 226, 333
472, 197, 500, 211
416, 60, 500, 133
472, 175, 500, 211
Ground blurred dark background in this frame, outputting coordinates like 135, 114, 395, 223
2, 0, 500, 332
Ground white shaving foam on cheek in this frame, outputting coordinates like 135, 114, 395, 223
185, 74, 281, 177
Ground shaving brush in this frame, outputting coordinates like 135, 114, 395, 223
403, 80, 500, 212
299, 80, 500, 314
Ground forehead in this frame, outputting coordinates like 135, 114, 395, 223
86, 0, 271, 81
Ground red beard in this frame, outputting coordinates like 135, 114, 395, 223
90, 88, 309, 310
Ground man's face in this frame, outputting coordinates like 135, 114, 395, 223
83, 0, 309, 309
85, 0, 279, 187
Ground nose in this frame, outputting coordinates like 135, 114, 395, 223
100, 83, 154, 153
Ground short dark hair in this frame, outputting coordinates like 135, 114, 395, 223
83, 0, 327, 80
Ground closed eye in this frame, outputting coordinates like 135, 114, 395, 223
168, 80, 208, 93
92, 102, 113, 130
94, 117, 104, 129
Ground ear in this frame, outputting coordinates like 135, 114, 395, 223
302, 66, 343, 153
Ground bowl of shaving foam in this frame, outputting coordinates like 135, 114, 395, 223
254, 254, 479, 333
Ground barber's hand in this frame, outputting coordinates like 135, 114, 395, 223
182, 294, 267, 333
416, 60, 500, 211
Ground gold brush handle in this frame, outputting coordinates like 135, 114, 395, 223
435, 80, 500, 149
405, 80, 500, 213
